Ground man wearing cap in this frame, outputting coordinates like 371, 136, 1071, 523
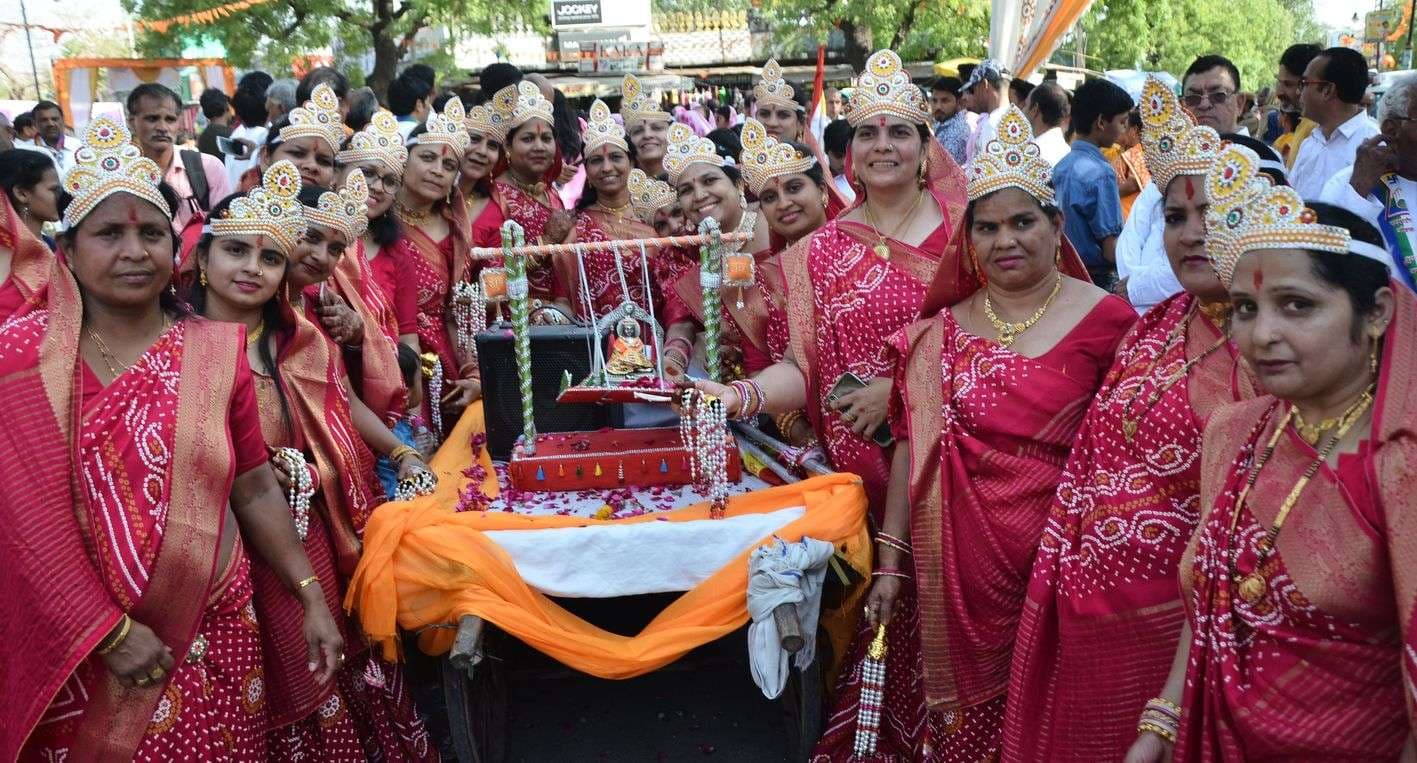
963, 60, 1010, 165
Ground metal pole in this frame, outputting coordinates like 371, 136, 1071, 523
18, 0, 42, 99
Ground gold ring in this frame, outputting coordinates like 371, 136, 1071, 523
135, 675, 151, 687
148, 667, 165, 683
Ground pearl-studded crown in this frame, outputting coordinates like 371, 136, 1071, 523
663, 122, 724, 184
627, 169, 676, 222
210, 160, 307, 255
846, 50, 930, 127
465, 97, 514, 143
738, 117, 815, 196
582, 99, 628, 155
621, 73, 671, 128
495, 81, 554, 130
278, 83, 345, 153
965, 105, 1055, 206
61, 117, 170, 229
1140, 76, 1223, 193
415, 96, 471, 158
304, 168, 370, 241
336, 109, 408, 177
1204, 143, 1350, 288
754, 59, 800, 113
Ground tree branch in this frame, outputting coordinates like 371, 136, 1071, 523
891, 0, 926, 50
397, 10, 429, 53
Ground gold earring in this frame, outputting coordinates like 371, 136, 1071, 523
199, 268, 208, 287
1370, 330, 1382, 376
917, 162, 926, 188
1055, 242, 1062, 267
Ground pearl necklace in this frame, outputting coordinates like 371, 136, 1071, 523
982, 271, 1062, 348
272, 447, 314, 541
679, 388, 730, 518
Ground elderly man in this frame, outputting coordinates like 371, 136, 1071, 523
265, 79, 298, 125
1026, 81, 1071, 166
1290, 46, 1380, 199
1320, 72, 1417, 291
1180, 55, 1243, 133
127, 83, 231, 234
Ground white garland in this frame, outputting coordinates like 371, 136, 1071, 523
272, 447, 314, 541
451, 280, 487, 368
394, 468, 438, 501
679, 389, 730, 518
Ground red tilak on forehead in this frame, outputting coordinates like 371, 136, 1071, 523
125, 200, 140, 224
257, 235, 266, 249
1252, 268, 1264, 289
877, 116, 888, 128
441, 146, 448, 158
1184, 176, 1196, 200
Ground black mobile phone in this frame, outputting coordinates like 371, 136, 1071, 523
217, 135, 249, 159
826, 372, 894, 447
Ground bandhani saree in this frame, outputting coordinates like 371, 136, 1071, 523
490, 179, 563, 301
312, 241, 407, 426
1174, 284, 1417, 761
403, 199, 473, 428
813, 290, 1134, 761
553, 208, 662, 320
1003, 292, 1254, 761
0, 192, 52, 320
674, 243, 791, 377
8, 266, 268, 761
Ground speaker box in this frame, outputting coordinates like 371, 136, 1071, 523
477, 324, 624, 461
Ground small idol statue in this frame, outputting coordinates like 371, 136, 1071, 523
606, 317, 655, 376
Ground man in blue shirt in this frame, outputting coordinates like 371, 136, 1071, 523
931, 76, 970, 166
1053, 78, 1133, 289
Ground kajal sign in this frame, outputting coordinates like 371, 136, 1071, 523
552, 0, 602, 26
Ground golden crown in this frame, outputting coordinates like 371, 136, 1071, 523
754, 59, 799, 113
965, 105, 1055, 206
1204, 143, 1350, 288
336, 108, 408, 177
846, 49, 930, 127
61, 117, 169, 229
663, 122, 724, 184
211, 160, 307, 255
278, 82, 345, 153
621, 73, 671, 128
628, 169, 676, 222
739, 117, 816, 196
304, 168, 370, 241
1140, 76, 1224, 193
416, 96, 471, 158
495, 81, 554, 130
582, 99, 628, 155
465, 98, 513, 143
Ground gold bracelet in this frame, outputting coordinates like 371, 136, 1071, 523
389, 444, 417, 463
96, 614, 132, 655
296, 575, 320, 591
1137, 719, 1177, 744
774, 410, 805, 436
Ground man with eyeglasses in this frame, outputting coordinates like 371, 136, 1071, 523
1179, 55, 1244, 134
1320, 72, 1417, 291
1291, 47, 1380, 200
1272, 44, 1322, 168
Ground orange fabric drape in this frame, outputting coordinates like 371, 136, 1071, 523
1015, 0, 1096, 79
346, 402, 872, 678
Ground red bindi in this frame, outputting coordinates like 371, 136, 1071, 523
1184, 176, 1196, 200
1252, 268, 1264, 289
877, 117, 887, 128
256, 235, 266, 249
125, 200, 139, 224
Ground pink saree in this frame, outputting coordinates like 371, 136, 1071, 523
403, 199, 473, 430
553, 208, 661, 320
319, 239, 408, 426
1003, 292, 1254, 761
0, 193, 52, 319
1174, 284, 1417, 761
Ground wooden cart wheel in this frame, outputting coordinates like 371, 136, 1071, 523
442, 617, 508, 763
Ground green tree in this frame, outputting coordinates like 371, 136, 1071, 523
124, 0, 544, 96
758, 0, 990, 69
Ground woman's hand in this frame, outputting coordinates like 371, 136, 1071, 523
394, 450, 432, 481
442, 378, 482, 416
673, 378, 741, 418
1122, 731, 1173, 763
299, 588, 344, 684
317, 293, 365, 346
99, 618, 176, 689
269, 452, 295, 492
543, 210, 576, 245
863, 575, 903, 630
831, 376, 891, 437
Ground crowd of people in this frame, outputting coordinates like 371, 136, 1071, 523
0, 33, 1414, 762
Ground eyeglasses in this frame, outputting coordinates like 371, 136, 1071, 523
364, 171, 402, 191
1181, 90, 1234, 107
1298, 79, 1332, 91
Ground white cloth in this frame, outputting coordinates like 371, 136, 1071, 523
746, 536, 836, 699
966, 104, 1010, 166
833, 173, 857, 204
1035, 126, 1071, 167
14, 137, 75, 175
483, 506, 805, 598
1290, 110, 1380, 200
397, 116, 420, 140
223, 123, 267, 189
1320, 165, 1411, 281
1116, 182, 1181, 314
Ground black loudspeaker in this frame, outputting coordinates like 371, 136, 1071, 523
477, 324, 624, 461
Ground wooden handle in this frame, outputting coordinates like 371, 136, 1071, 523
449, 614, 486, 670
773, 603, 804, 654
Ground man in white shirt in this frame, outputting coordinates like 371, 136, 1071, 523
14, 100, 76, 175
1319, 72, 1417, 290
1025, 81, 1071, 166
1291, 47, 1380, 199
962, 59, 1010, 166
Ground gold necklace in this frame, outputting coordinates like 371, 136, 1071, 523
508, 174, 548, 199
982, 270, 1062, 348
1291, 389, 1373, 445
1118, 303, 1231, 441
246, 321, 265, 347
1227, 389, 1373, 604
593, 200, 632, 223
862, 189, 927, 261
394, 202, 432, 226
86, 314, 170, 376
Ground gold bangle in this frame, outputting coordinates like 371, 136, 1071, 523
1137, 720, 1177, 744
296, 575, 320, 591
97, 614, 132, 655
389, 444, 417, 463
774, 410, 805, 436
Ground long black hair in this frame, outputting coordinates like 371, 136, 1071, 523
576, 140, 639, 213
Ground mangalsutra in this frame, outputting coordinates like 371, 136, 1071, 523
86, 314, 171, 376
983, 270, 1062, 348
862, 189, 926, 261
1119, 303, 1231, 441
394, 202, 432, 226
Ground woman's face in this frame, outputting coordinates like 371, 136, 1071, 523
68, 194, 174, 312
629, 119, 669, 164
463, 130, 503, 185
849, 116, 925, 194
201, 234, 287, 312
584, 145, 633, 198
20, 168, 60, 222
401, 144, 458, 205
267, 136, 336, 188
287, 223, 349, 289
507, 120, 556, 179
758, 104, 802, 142
342, 160, 401, 219
758, 172, 827, 242
653, 202, 689, 238
675, 163, 741, 229
1230, 250, 1391, 403
969, 187, 1061, 292
1162, 174, 1227, 302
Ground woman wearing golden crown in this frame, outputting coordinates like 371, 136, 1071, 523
4, 120, 343, 762
242, 83, 344, 192
185, 161, 435, 762
814, 104, 1136, 761
622, 73, 673, 180
461, 98, 510, 260
1004, 79, 1258, 762
1124, 144, 1417, 762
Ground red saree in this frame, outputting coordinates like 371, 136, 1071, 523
673, 242, 791, 377
0, 193, 52, 319
8, 266, 269, 761
490, 179, 563, 300
403, 200, 473, 430
312, 242, 408, 426
1174, 284, 1417, 761
553, 208, 662, 320
1003, 292, 1254, 761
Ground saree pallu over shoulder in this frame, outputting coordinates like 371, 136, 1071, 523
553, 210, 659, 319
1177, 284, 1417, 760
674, 244, 789, 370
0, 192, 53, 319
330, 244, 407, 425
493, 179, 563, 299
